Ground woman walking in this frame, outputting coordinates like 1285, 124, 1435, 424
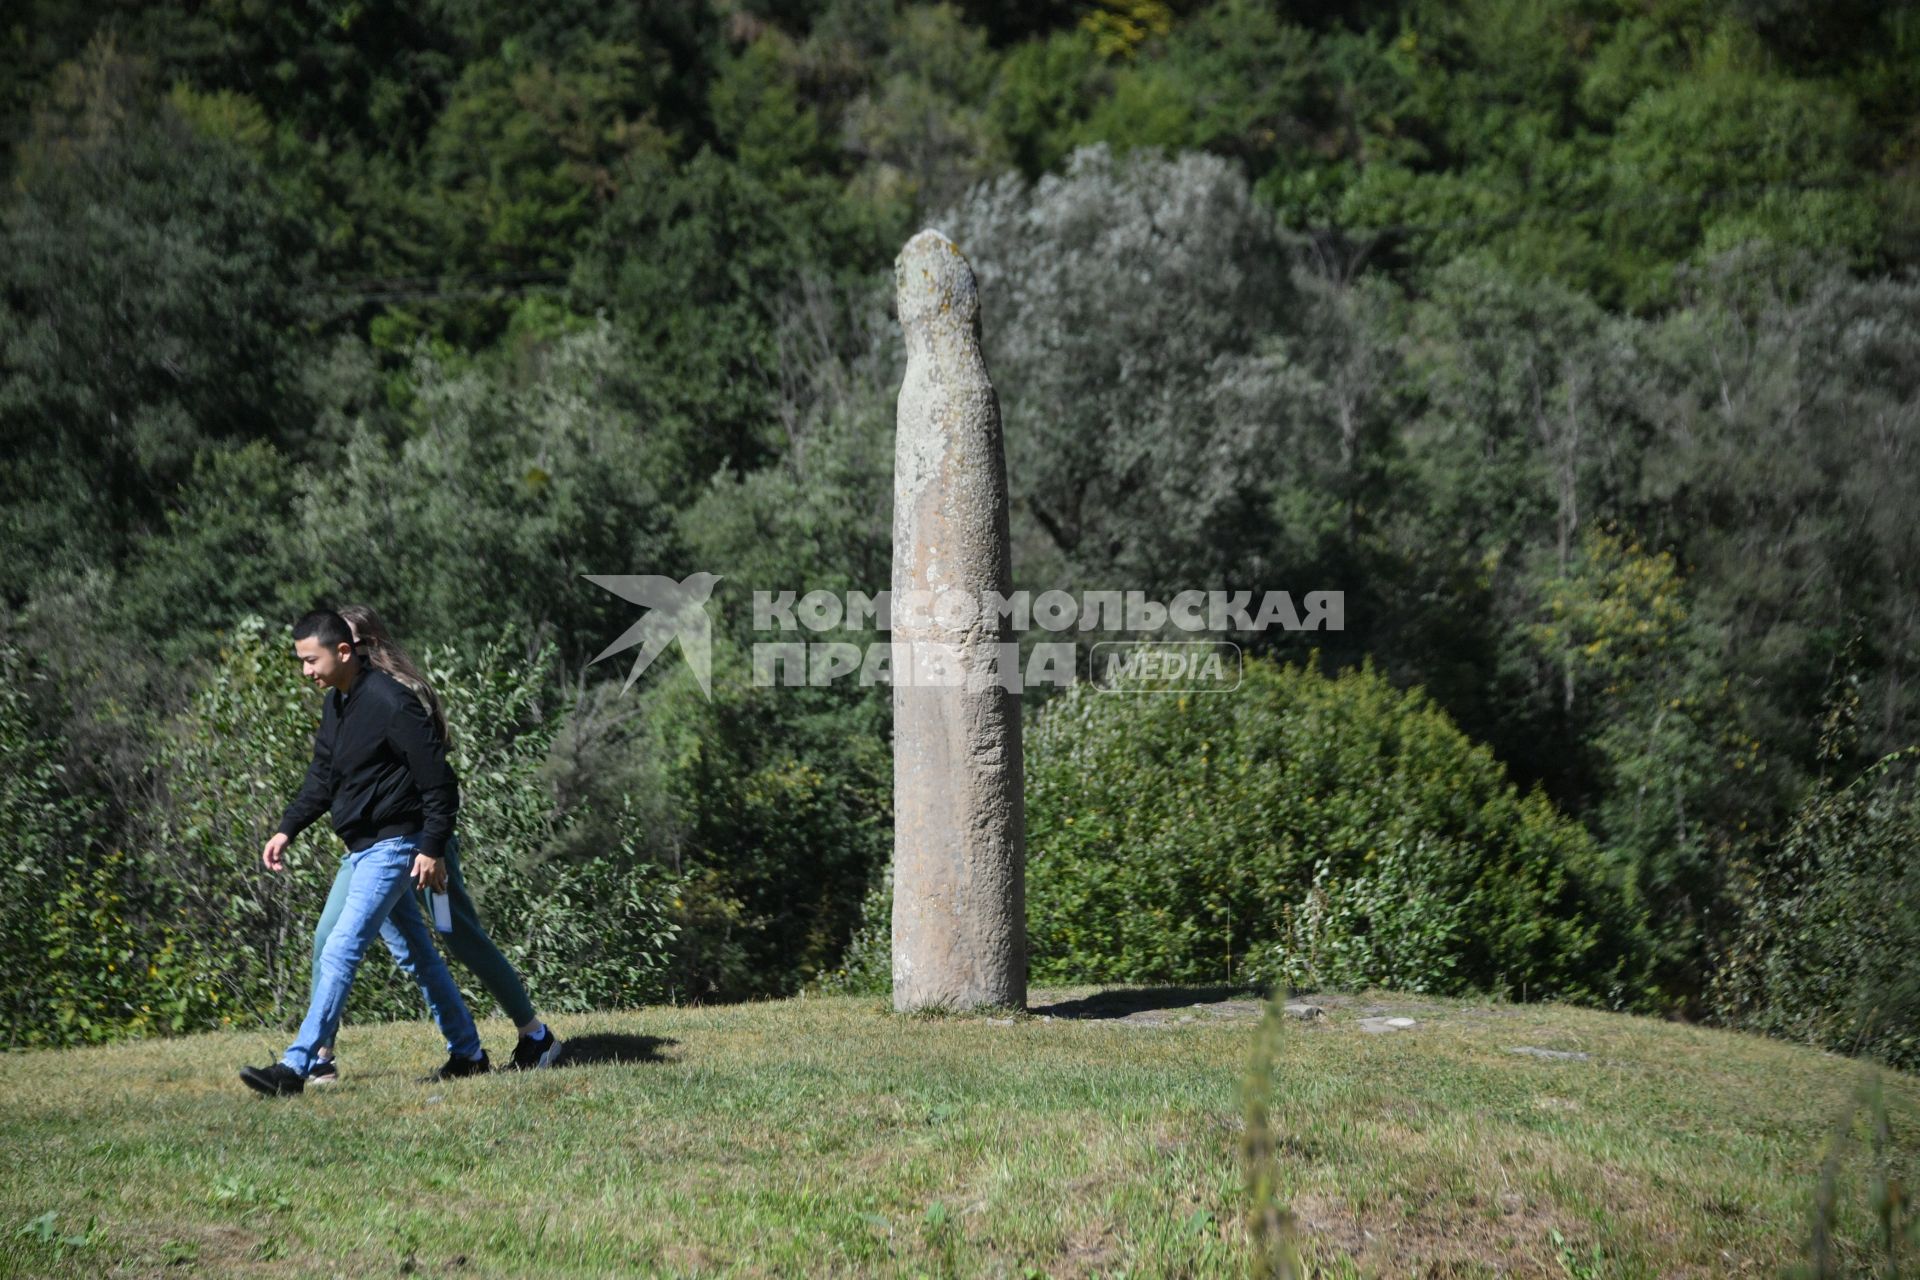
305, 604, 562, 1081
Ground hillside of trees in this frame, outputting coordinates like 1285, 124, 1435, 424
3, 0, 1916, 1065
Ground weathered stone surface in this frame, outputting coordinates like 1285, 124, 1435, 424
1356, 1016, 1419, 1034
890, 228, 1026, 1013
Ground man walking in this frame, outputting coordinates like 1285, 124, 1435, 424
239, 608, 490, 1096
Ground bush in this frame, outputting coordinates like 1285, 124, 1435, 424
0, 640, 86, 1045
145, 615, 336, 1026
827, 649, 1654, 1008
458, 797, 681, 1016
31, 848, 226, 1046
410, 630, 683, 1018
1710, 746, 1920, 1071
0, 641, 221, 1047
7, 616, 686, 1046
595, 629, 893, 1002
812, 863, 892, 998
1024, 649, 1654, 1006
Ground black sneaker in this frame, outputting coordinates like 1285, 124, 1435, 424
239, 1062, 305, 1097
419, 1049, 491, 1083
308, 1057, 339, 1086
508, 1026, 563, 1071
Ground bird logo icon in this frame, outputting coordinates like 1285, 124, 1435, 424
583, 572, 724, 698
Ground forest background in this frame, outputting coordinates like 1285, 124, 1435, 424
2, 0, 1916, 1070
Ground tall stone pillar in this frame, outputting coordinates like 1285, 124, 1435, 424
890, 229, 1027, 1012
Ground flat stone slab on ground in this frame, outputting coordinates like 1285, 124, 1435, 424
1356, 1016, 1419, 1034
1022, 990, 1460, 1028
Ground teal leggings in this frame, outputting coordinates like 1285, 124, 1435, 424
312, 831, 537, 1042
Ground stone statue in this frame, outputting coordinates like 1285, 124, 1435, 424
890, 228, 1027, 1012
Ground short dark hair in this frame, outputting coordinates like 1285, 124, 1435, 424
292, 609, 356, 653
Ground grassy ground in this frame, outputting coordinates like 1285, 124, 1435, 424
0, 986, 1914, 1278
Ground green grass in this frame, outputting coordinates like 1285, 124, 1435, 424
0, 986, 1914, 1278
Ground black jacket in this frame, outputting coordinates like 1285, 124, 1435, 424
276, 666, 459, 859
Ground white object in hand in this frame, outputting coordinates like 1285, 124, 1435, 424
430, 889, 453, 933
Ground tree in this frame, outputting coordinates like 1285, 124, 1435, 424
0, 43, 323, 605
1639, 248, 1920, 782
296, 317, 683, 671
1607, 28, 1881, 306
573, 145, 895, 487
936, 144, 1296, 593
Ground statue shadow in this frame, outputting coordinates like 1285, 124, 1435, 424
1027, 985, 1267, 1021
553, 1033, 676, 1068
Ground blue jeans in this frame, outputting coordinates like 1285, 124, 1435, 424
282, 831, 481, 1076
312, 831, 537, 1036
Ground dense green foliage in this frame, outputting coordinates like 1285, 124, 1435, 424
1712, 748, 1920, 1071
3, 0, 1916, 1052
1712, 675, 1920, 1070
0, 622, 678, 1049
1027, 652, 1650, 1005
835, 651, 1655, 1005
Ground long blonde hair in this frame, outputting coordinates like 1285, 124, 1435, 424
337, 603, 451, 748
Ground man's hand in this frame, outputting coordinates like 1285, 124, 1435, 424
412, 853, 446, 892
262, 832, 291, 872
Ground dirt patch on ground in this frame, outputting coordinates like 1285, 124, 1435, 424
1285, 1186, 1606, 1277
106, 1219, 318, 1278
1053, 1221, 1125, 1276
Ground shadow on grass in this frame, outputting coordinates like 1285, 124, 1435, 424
1028, 985, 1267, 1021
554, 1034, 677, 1068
